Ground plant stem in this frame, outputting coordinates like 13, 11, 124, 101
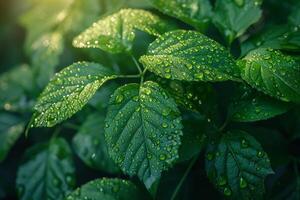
170, 155, 198, 200
131, 55, 143, 74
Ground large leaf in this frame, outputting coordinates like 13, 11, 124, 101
72, 113, 119, 173
73, 9, 172, 54
205, 130, 273, 199
0, 65, 34, 112
32, 62, 117, 127
148, 0, 212, 31
213, 0, 263, 44
16, 138, 75, 200
104, 81, 183, 189
31, 32, 64, 88
66, 178, 145, 200
239, 48, 300, 103
140, 30, 240, 82
0, 113, 25, 162
229, 85, 291, 122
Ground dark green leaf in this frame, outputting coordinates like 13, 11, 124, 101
148, 0, 212, 30
229, 85, 291, 122
66, 178, 145, 200
104, 81, 183, 189
31, 32, 64, 88
16, 138, 75, 200
32, 62, 117, 127
205, 130, 273, 199
239, 48, 300, 103
72, 113, 119, 173
73, 9, 173, 53
0, 113, 24, 162
140, 30, 240, 82
213, 0, 263, 44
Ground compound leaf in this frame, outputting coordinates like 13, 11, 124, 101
104, 81, 183, 189
66, 178, 145, 200
239, 48, 300, 103
72, 113, 119, 173
213, 0, 263, 44
73, 9, 173, 53
0, 113, 25, 162
140, 30, 240, 82
205, 130, 273, 199
148, 0, 212, 31
32, 62, 117, 127
16, 138, 75, 200
229, 85, 291, 122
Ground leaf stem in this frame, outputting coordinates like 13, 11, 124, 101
131, 55, 143, 74
170, 155, 198, 200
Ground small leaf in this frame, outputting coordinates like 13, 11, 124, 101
0, 113, 24, 162
66, 178, 145, 200
239, 48, 300, 103
140, 30, 240, 82
229, 85, 291, 122
73, 9, 173, 53
104, 81, 183, 189
205, 130, 273, 199
213, 0, 263, 44
31, 32, 64, 88
16, 138, 75, 200
72, 113, 119, 173
32, 62, 117, 127
148, 0, 212, 30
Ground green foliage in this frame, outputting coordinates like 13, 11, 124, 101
16, 138, 75, 200
205, 130, 273, 199
73, 9, 173, 54
1, 0, 300, 199
104, 81, 183, 189
66, 178, 145, 200
140, 30, 240, 82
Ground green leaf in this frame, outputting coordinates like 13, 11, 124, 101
0, 113, 24, 162
229, 85, 291, 122
32, 62, 117, 127
148, 0, 212, 31
205, 130, 273, 199
31, 32, 64, 88
73, 9, 173, 53
0, 65, 34, 112
72, 113, 119, 173
239, 48, 300, 103
140, 30, 240, 82
16, 138, 75, 200
66, 178, 145, 200
104, 81, 183, 189
241, 25, 300, 56
213, 0, 263, 44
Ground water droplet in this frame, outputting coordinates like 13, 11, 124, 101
162, 122, 168, 128
239, 177, 248, 189
223, 187, 232, 196
241, 139, 248, 148
218, 176, 227, 186
206, 152, 214, 160
115, 94, 124, 103
159, 154, 166, 161
195, 73, 204, 80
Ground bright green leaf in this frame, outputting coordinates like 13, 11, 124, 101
72, 113, 119, 173
32, 62, 117, 127
66, 178, 145, 200
140, 30, 240, 82
31, 32, 64, 88
229, 85, 291, 122
205, 130, 273, 199
148, 0, 212, 31
16, 138, 75, 200
213, 0, 263, 44
73, 9, 173, 53
104, 81, 183, 189
0, 113, 24, 162
239, 48, 300, 103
